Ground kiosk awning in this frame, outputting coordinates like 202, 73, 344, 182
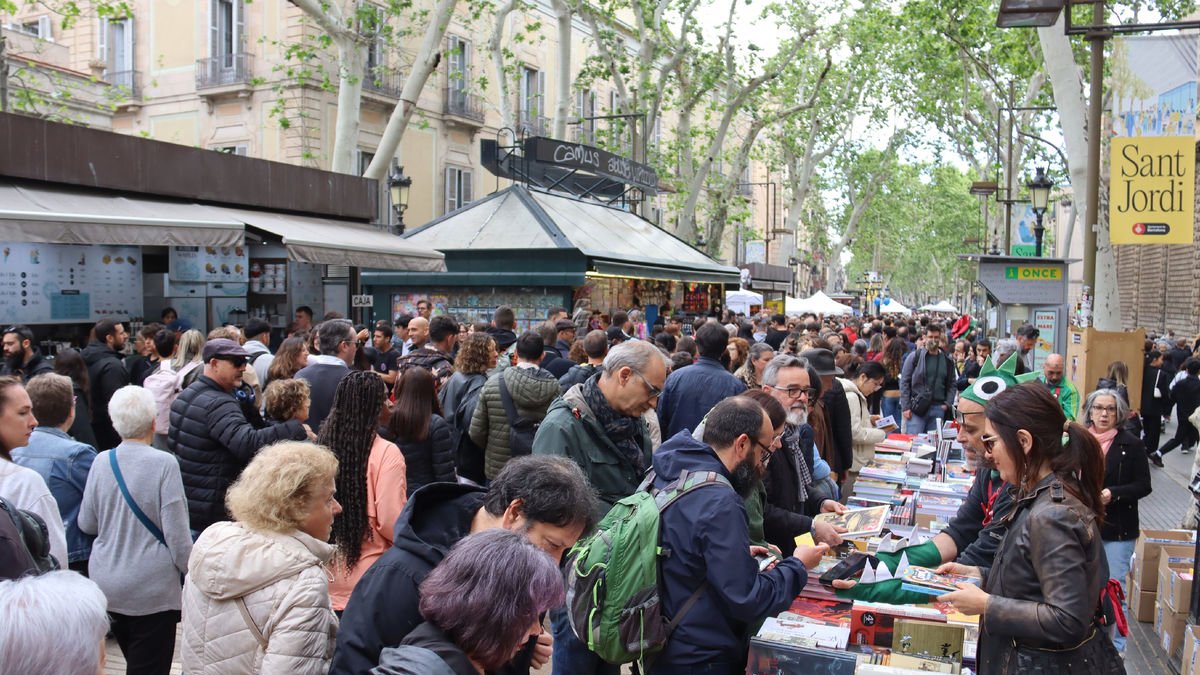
0, 181, 244, 247
214, 207, 445, 271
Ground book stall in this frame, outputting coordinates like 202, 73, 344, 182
747, 424, 983, 675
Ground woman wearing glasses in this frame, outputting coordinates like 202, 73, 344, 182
938, 383, 1121, 674
1083, 388, 1151, 654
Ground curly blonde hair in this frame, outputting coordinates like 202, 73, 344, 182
263, 378, 311, 421
226, 441, 338, 533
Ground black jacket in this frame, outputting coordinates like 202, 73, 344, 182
484, 326, 518, 351
0, 351, 53, 383
1141, 365, 1172, 417
1172, 375, 1200, 423
649, 432, 808, 669
942, 468, 1015, 568
558, 363, 600, 393
539, 352, 574, 379
332, 483, 536, 675
763, 329, 788, 350
762, 423, 824, 554
1101, 429, 1152, 541
382, 415, 456, 497
821, 378, 854, 473
168, 374, 306, 531
67, 384, 98, 448
373, 623, 476, 675
81, 342, 129, 451
956, 359, 983, 392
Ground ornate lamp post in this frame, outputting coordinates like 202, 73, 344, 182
1027, 167, 1054, 257
387, 161, 413, 236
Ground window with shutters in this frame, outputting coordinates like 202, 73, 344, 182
358, 3, 385, 72
210, 0, 245, 64
445, 166, 473, 214
574, 89, 596, 144
518, 67, 544, 134
357, 149, 375, 176
10, 16, 52, 40
446, 36, 470, 99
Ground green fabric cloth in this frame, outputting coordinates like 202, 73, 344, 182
1039, 375, 1080, 421
834, 540, 945, 604
926, 351, 948, 402
745, 482, 770, 550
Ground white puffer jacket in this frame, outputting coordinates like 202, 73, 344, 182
840, 377, 887, 472
181, 521, 339, 675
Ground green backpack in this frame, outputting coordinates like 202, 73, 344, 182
564, 468, 731, 665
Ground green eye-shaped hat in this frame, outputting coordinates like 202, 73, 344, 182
961, 352, 1039, 407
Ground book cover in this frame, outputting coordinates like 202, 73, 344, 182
899, 567, 982, 596
893, 619, 966, 664
813, 505, 891, 538
850, 601, 945, 648
747, 638, 859, 675
782, 597, 854, 627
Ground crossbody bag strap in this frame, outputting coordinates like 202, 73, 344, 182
109, 450, 166, 547
236, 597, 269, 649
497, 372, 522, 425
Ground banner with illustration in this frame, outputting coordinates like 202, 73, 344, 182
1109, 35, 1197, 245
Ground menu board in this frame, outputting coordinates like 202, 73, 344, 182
0, 242, 144, 324
170, 245, 249, 283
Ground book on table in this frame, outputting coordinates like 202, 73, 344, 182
898, 566, 982, 596
813, 505, 891, 538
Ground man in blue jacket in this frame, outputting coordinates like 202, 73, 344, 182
650, 397, 828, 673
657, 321, 746, 438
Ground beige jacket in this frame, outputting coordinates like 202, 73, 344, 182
840, 377, 887, 472
182, 521, 339, 675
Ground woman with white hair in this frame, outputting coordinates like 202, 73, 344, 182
0, 570, 110, 675
78, 385, 192, 675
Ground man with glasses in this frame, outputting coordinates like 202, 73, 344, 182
759, 354, 847, 552
169, 339, 311, 534
1037, 353, 1079, 421
1, 324, 53, 383
533, 339, 669, 675
296, 319, 358, 432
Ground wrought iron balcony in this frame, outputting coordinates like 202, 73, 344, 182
107, 70, 141, 99
195, 53, 254, 90
517, 113, 549, 137
444, 87, 485, 124
363, 66, 403, 98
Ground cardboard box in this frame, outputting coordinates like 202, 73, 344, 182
1136, 542, 1195, 590
1158, 555, 1195, 614
1181, 623, 1200, 675
1130, 580, 1157, 623
1156, 600, 1190, 660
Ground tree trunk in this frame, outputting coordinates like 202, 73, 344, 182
364, 0, 458, 180
331, 38, 366, 174
552, 0, 572, 139
488, 0, 518, 142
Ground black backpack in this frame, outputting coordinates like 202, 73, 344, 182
0, 496, 58, 580
498, 372, 539, 457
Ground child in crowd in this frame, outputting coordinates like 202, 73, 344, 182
263, 378, 311, 425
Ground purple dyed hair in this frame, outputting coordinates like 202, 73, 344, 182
418, 528, 565, 670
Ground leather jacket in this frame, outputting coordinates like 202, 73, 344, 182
978, 474, 1108, 674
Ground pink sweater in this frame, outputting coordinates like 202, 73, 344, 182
327, 435, 407, 610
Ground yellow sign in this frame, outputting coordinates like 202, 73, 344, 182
1004, 266, 1061, 281
765, 299, 784, 315
1109, 136, 1195, 245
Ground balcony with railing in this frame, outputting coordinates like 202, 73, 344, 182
444, 87, 485, 125
517, 112, 549, 137
195, 53, 254, 93
569, 125, 597, 145
107, 69, 141, 100
363, 66, 403, 99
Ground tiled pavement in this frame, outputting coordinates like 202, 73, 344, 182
104, 422, 1198, 674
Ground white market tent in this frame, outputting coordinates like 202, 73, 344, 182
917, 300, 959, 314
726, 289, 764, 315
879, 298, 912, 315
786, 291, 854, 316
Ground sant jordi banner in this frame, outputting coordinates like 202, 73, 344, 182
1109, 35, 1197, 245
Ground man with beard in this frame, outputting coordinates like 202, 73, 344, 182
648, 397, 828, 672
759, 354, 847, 553
1, 324, 53, 382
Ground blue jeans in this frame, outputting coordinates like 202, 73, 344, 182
881, 396, 901, 427
905, 403, 948, 435
549, 605, 619, 675
1104, 538, 1135, 652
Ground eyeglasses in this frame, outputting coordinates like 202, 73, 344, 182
633, 371, 662, 398
750, 435, 779, 465
766, 385, 817, 400
954, 409, 983, 426
980, 433, 1002, 453
1092, 405, 1118, 415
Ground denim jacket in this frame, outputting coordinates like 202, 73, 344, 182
12, 427, 97, 562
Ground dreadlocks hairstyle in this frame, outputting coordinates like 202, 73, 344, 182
317, 370, 388, 568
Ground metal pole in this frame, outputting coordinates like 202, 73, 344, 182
1003, 83, 1014, 254
1084, 3, 1104, 297
0, 35, 8, 113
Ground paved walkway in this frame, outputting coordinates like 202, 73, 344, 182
103, 423, 1198, 675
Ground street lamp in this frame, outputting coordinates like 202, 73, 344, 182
387, 161, 413, 236
1027, 166, 1054, 257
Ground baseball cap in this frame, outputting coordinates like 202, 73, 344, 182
202, 338, 250, 362
606, 326, 629, 343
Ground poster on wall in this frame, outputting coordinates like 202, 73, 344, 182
1033, 309, 1057, 372
170, 245, 249, 282
391, 289, 565, 333
0, 242, 143, 323
1109, 35, 1197, 245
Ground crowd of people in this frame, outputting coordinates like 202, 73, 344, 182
0, 301, 1179, 673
